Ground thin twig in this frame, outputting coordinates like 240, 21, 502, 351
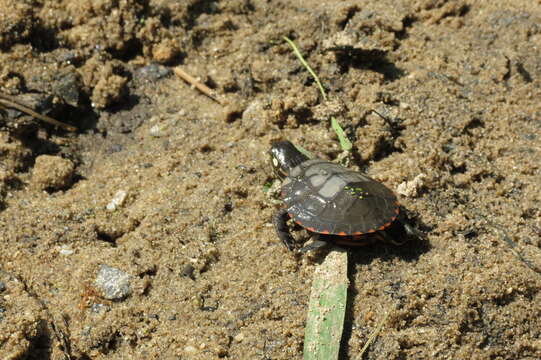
474, 211, 540, 274
359, 308, 392, 357
173, 67, 224, 105
0, 93, 77, 132
283, 36, 328, 101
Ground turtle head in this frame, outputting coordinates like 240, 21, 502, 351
269, 141, 309, 179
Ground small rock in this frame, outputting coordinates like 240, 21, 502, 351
135, 63, 172, 82
90, 303, 110, 314
323, 30, 389, 58
95, 264, 132, 300
234, 332, 245, 342
241, 99, 271, 135
180, 264, 195, 279
91, 74, 128, 109
399, 102, 411, 110
184, 345, 197, 354
0, 281, 6, 292
31, 155, 75, 191
149, 123, 168, 137
396, 173, 426, 198
54, 70, 82, 107
59, 246, 74, 256
241, 100, 262, 123
106, 190, 128, 211
152, 39, 180, 64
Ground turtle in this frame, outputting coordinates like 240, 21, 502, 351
269, 140, 419, 251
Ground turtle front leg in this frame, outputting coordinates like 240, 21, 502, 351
396, 210, 424, 239
273, 208, 295, 251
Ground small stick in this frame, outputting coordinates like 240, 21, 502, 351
0, 94, 77, 132
474, 211, 539, 274
173, 67, 223, 105
359, 307, 392, 357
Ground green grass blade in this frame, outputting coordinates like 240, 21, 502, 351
294, 144, 314, 159
304, 249, 348, 360
282, 37, 352, 152
283, 36, 327, 101
331, 117, 353, 151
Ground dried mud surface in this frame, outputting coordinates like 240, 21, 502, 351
1, 0, 541, 359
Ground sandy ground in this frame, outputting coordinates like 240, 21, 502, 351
1, 0, 541, 359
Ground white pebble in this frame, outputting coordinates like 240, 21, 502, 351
396, 173, 426, 198
106, 190, 128, 211
234, 333, 245, 342
149, 122, 169, 137
59, 246, 74, 256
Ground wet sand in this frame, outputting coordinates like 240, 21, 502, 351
1, 0, 540, 359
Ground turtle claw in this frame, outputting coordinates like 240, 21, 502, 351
273, 208, 295, 251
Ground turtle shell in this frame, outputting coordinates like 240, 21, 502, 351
281, 159, 399, 236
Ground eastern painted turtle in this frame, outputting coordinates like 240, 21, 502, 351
270, 140, 418, 251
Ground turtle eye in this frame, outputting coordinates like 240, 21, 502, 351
270, 154, 287, 179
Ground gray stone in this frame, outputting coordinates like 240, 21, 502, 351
90, 303, 110, 314
95, 264, 132, 300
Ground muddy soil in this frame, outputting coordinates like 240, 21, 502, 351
1, 0, 541, 359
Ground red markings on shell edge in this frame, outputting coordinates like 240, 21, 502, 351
291, 214, 398, 236
394, 203, 400, 215
292, 217, 316, 233
379, 222, 391, 231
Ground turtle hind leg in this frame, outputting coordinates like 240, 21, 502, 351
273, 208, 295, 251
379, 229, 408, 245
299, 234, 331, 253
